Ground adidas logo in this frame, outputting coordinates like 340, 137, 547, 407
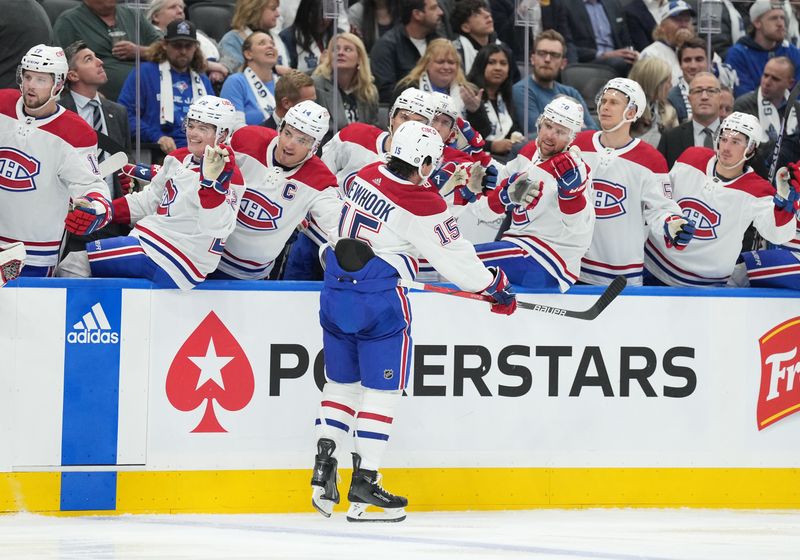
67, 302, 119, 344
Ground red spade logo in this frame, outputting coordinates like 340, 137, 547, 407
166, 311, 254, 433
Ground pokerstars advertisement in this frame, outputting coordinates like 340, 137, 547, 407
142, 288, 800, 471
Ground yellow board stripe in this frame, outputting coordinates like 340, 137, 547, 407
3, 468, 800, 514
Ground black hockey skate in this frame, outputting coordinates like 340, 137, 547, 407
310, 438, 340, 517
346, 452, 407, 523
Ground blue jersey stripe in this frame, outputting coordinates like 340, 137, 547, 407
356, 430, 390, 441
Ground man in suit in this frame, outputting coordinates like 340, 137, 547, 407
562, 0, 639, 76
657, 72, 722, 169
60, 40, 131, 254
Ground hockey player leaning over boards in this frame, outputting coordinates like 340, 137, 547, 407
645, 112, 797, 287
208, 100, 341, 280
58, 96, 244, 290
460, 96, 596, 292
574, 78, 697, 286
310, 121, 517, 523
0, 44, 111, 277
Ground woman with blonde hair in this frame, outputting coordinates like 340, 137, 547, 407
219, 0, 290, 74
220, 31, 279, 126
312, 32, 378, 133
393, 38, 482, 117
628, 56, 678, 147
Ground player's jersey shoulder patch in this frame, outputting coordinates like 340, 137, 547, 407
231, 125, 276, 161
0, 89, 21, 118
40, 108, 98, 149
675, 146, 714, 173
620, 140, 668, 173
338, 122, 383, 151
519, 140, 539, 160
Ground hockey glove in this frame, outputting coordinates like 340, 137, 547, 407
120, 163, 161, 194
774, 162, 800, 216
200, 144, 235, 194
492, 172, 542, 214
65, 194, 112, 235
664, 215, 696, 250
457, 116, 486, 155
539, 146, 589, 199
482, 163, 498, 191
0, 242, 25, 287
437, 161, 471, 198
482, 266, 517, 315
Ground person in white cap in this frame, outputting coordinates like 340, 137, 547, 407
573, 77, 695, 285
0, 44, 111, 278
211, 99, 341, 280
725, 0, 800, 97
58, 96, 245, 290
465, 96, 596, 291
644, 112, 796, 287
310, 120, 516, 524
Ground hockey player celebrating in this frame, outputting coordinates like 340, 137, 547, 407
310, 121, 517, 523
573, 78, 696, 286
0, 44, 111, 277
210, 100, 341, 279
645, 113, 797, 286
58, 96, 244, 289
468, 96, 595, 291
0, 243, 25, 287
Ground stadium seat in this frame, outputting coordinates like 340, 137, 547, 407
560, 63, 619, 113
187, 2, 235, 42
377, 103, 391, 131
41, 0, 80, 26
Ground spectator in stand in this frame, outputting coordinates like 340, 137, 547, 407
719, 85, 734, 120
658, 72, 722, 168
54, 0, 161, 100
0, 0, 53, 89
625, 0, 663, 53
629, 56, 678, 147
147, 0, 229, 87
370, 0, 443, 103
562, 0, 638, 76
219, 0, 290, 75
512, 30, 596, 139
220, 32, 278, 127
726, 0, 800, 97
733, 56, 800, 178
118, 20, 213, 154
263, 69, 316, 129
312, 33, 378, 135
491, 0, 574, 67
393, 38, 480, 117
347, 0, 398, 53
666, 37, 708, 123
465, 44, 522, 159
450, 0, 517, 84
639, 0, 695, 85
711, 0, 746, 60
280, 0, 344, 74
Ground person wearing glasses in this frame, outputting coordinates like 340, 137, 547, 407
511, 30, 596, 140
208, 100, 341, 280
658, 72, 723, 169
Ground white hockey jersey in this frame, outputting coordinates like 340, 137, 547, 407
0, 89, 109, 268
573, 130, 681, 286
118, 148, 244, 290
470, 141, 595, 292
644, 147, 796, 286
223, 126, 341, 279
321, 122, 390, 192
338, 161, 493, 293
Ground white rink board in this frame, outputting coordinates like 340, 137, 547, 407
4, 281, 800, 471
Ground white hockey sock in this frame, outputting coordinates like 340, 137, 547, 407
354, 388, 402, 471
316, 381, 361, 456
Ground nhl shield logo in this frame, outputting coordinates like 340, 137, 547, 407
0, 147, 41, 192
757, 317, 800, 430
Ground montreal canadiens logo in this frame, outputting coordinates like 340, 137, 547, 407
237, 190, 282, 230
592, 180, 627, 219
511, 206, 531, 226
0, 147, 41, 192
678, 197, 721, 240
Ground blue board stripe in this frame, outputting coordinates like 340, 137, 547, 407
60, 472, 117, 511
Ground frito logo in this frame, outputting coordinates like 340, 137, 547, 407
757, 317, 800, 430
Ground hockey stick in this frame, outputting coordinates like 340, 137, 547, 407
98, 151, 128, 179
398, 275, 627, 321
